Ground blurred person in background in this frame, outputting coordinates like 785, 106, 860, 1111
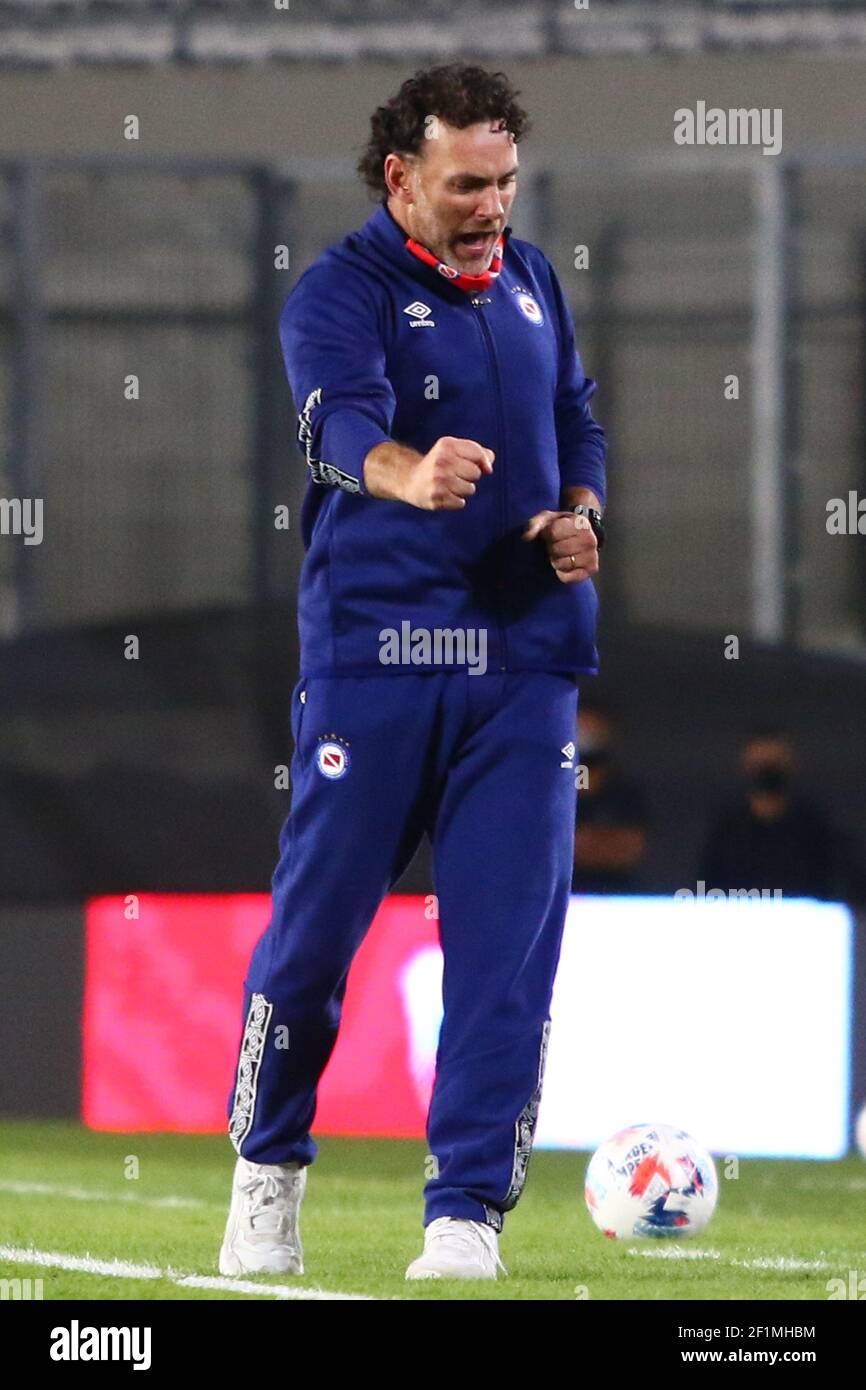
700, 730, 863, 902
571, 702, 649, 895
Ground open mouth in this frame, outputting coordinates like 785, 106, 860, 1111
454, 230, 496, 256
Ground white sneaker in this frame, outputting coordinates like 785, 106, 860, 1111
218, 1156, 307, 1276
405, 1217, 507, 1281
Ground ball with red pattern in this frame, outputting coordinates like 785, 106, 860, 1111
584, 1122, 718, 1240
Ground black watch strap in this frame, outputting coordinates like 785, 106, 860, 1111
573, 504, 605, 549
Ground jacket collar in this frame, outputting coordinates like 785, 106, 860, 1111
360, 199, 513, 298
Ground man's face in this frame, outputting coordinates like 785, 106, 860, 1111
742, 737, 793, 779
385, 119, 519, 274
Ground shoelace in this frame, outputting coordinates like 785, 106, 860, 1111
241, 1170, 299, 1236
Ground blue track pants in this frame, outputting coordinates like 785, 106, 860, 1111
227, 670, 579, 1231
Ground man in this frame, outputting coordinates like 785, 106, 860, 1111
220, 62, 607, 1282
701, 731, 839, 900
572, 703, 649, 895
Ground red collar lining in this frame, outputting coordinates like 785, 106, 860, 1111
403, 232, 506, 293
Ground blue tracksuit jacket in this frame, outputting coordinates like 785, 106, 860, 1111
278, 200, 607, 677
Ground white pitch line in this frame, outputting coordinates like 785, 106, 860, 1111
0, 1246, 377, 1301
174, 1274, 377, 1301
627, 1246, 722, 1262
0, 1180, 211, 1211
0, 1246, 162, 1280
733, 1255, 833, 1273
794, 1178, 866, 1193
627, 1246, 840, 1273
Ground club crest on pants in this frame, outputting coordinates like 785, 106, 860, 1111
315, 734, 352, 780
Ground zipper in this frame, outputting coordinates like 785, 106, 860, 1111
470, 294, 510, 673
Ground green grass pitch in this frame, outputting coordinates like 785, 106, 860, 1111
1, 1121, 864, 1301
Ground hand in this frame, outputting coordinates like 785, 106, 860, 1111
403, 436, 495, 511
522, 509, 599, 583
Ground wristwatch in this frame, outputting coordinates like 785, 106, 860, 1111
573, 504, 605, 550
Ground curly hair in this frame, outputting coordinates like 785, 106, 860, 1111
357, 61, 531, 200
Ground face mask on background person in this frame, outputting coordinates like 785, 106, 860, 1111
749, 762, 790, 796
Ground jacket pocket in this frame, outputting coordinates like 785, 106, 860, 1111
290, 678, 309, 768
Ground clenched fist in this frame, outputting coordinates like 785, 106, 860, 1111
522, 509, 599, 583
403, 436, 495, 511
363, 436, 495, 509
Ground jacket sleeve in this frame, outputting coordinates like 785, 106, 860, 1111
544, 258, 607, 508
278, 264, 397, 496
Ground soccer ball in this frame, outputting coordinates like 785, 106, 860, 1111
585, 1122, 718, 1240
855, 1102, 866, 1161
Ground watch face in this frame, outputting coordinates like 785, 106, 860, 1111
575, 506, 604, 547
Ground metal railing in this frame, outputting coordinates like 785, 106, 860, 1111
1, 150, 864, 652
2, 0, 866, 66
